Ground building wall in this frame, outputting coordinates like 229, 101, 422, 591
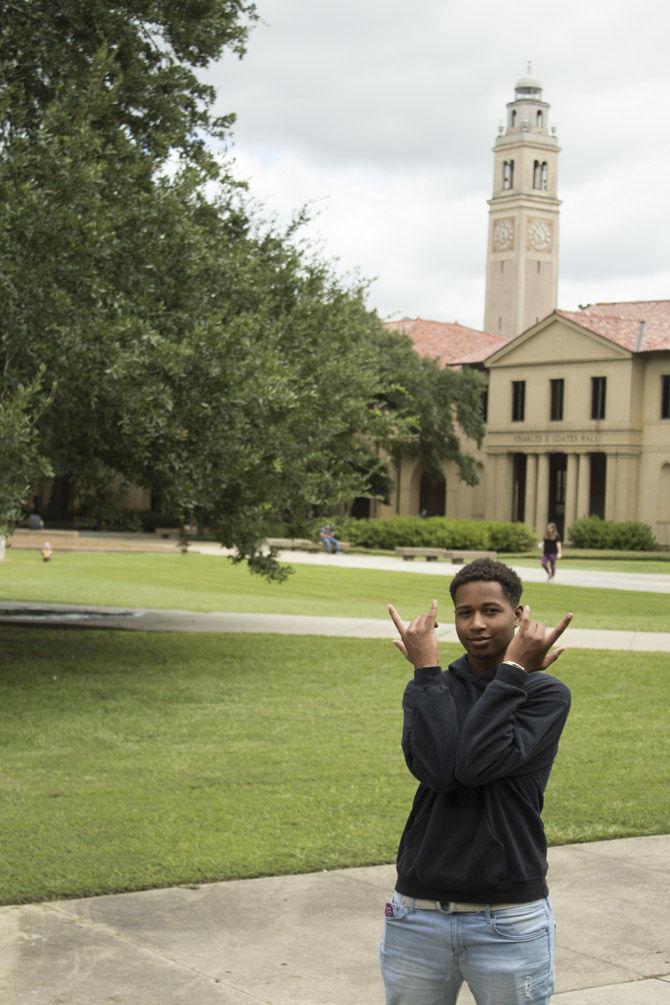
639, 355, 670, 545
372, 432, 487, 521
482, 316, 670, 543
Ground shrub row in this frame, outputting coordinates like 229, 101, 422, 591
567, 516, 656, 551
339, 517, 536, 552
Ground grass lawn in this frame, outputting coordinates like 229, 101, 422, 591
2, 550, 669, 632
0, 627, 668, 905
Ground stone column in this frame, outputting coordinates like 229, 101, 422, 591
484, 452, 497, 520
397, 456, 417, 516
616, 453, 639, 521
490, 454, 510, 521
564, 453, 579, 537
576, 452, 590, 519
605, 453, 618, 521
535, 453, 549, 535
524, 453, 538, 529
499, 453, 514, 521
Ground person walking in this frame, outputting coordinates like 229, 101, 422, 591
540, 523, 562, 580
381, 558, 572, 1004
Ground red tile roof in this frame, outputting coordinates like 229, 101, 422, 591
384, 317, 506, 366
557, 301, 670, 353
580, 300, 670, 320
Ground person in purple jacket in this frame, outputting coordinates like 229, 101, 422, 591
381, 559, 573, 1005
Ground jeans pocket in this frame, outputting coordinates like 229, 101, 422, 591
384, 892, 408, 921
491, 901, 550, 942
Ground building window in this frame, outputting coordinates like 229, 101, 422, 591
480, 388, 488, 422
662, 375, 670, 419
591, 376, 607, 420
550, 379, 564, 421
533, 160, 541, 189
511, 110, 517, 127
537, 110, 543, 128
533, 160, 548, 190
502, 160, 514, 190
512, 380, 525, 422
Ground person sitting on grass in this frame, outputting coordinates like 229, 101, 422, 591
319, 523, 341, 555
382, 558, 573, 1005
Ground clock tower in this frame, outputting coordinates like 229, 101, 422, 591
483, 70, 560, 339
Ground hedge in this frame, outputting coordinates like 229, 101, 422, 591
337, 517, 536, 552
567, 516, 656, 551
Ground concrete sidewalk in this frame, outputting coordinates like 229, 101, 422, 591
190, 544, 670, 594
1, 835, 668, 1004
2, 601, 670, 651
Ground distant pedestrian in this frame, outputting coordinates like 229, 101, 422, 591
540, 522, 562, 580
319, 524, 341, 555
27, 512, 45, 530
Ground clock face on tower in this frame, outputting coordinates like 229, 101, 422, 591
527, 218, 553, 253
492, 218, 515, 252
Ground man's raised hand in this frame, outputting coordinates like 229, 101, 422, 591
504, 606, 573, 672
388, 599, 440, 670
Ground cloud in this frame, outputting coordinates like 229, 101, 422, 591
206, 0, 670, 328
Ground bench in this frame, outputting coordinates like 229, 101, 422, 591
395, 547, 498, 564
396, 547, 448, 561
266, 537, 320, 554
154, 526, 198, 540
444, 550, 498, 564
266, 537, 351, 555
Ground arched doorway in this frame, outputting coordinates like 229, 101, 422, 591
419, 472, 446, 517
350, 497, 371, 519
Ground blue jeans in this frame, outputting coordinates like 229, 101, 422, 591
380, 893, 555, 1004
322, 537, 341, 553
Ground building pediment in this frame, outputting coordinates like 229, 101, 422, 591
486, 314, 632, 368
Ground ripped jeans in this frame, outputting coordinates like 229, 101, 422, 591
380, 894, 555, 1004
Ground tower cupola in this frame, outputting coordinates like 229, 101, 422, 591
505, 64, 551, 136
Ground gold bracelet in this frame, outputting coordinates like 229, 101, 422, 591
501, 659, 526, 673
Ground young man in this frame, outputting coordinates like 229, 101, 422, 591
381, 558, 572, 1005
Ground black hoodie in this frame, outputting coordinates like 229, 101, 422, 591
395, 655, 571, 904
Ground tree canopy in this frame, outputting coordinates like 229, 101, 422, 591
0, 2, 484, 575
0, 0, 256, 160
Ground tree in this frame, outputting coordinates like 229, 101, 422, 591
371, 327, 486, 487
0, 0, 259, 541
0, 379, 52, 537
0, 0, 256, 161
0, 4, 483, 578
0, 62, 399, 575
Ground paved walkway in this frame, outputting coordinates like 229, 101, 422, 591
1, 835, 668, 1004
190, 544, 670, 594
2, 601, 669, 651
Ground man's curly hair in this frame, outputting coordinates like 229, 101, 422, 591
449, 558, 523, 607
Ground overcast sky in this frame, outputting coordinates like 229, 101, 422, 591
206, 0, 670, 331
